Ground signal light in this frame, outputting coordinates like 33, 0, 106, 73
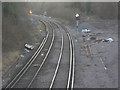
28, 10, 32, 14
75, 14, 79, 18
75, 13, 80, 20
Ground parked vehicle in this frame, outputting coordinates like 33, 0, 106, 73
25, 44, 34, 50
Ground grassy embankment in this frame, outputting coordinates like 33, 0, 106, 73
2, 3, 45, 74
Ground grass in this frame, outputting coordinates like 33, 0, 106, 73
32, 22, 45, 42
2, 51, 20, 74
2, 18, 46, 74
36, 22, 45, 31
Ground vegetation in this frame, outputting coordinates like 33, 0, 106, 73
28, 2, 117, 25
70, 2, 118, 19
2, 3, 34, 72
3, 2, 32, 52
3, 2, 118, 53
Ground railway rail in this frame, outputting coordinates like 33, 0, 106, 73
45, 19, 75, 89
4, 19, 53, 89
3, 16, 75, 89
57, 23, 75, 89
26, 19, 55, 88
25, 18, 66, 88
48, 22, 64, 89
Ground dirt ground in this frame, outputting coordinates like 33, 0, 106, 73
69, 19, 118, 88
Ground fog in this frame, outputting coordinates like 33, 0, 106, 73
26, 2, 118, 25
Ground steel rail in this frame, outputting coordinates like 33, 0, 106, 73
27, 19, 55, 88
71, 36, 75, 89
50, 20, 75, 89
49, 22, 64, 90
65, 27, 75, 90
5, 20, 49, 89
66, 33, 73, 89
56, 22, 75, 89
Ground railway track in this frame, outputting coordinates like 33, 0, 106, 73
2, 20, 47, 85
42, 18, 75, 89
4, 19, 54, 89
57, 22, 75, 89
48, 22, 64, 89
25, 18, 66, 88
3, 16, 75, 89
26, 19, 56, 88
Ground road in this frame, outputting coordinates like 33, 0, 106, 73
2, 15, 118, 89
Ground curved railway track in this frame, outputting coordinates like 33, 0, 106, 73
56, 22, 75, 89
4, 19, 53, 89
4, 16, 75, 89
26, 19, 55, 88
48, 22, 64, 90
42, 18, 75, 89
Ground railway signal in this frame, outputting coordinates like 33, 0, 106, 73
28, 10, 33, 14
75, 13, 80, 20
75, 13, 80, 28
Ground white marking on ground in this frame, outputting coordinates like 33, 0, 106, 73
104, 67, 107, 70
41, 53, 44, 56
75, 39, 78, 42
100, 57, 107, 70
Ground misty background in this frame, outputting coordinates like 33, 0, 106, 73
28, 2, 118, 24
